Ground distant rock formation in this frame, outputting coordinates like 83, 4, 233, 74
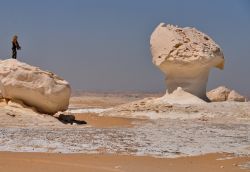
207, 86, 247, 102
206, 86, 231, 102
227, 90, 246, 102
150, 23, 224, 100
0, 59, 71, 114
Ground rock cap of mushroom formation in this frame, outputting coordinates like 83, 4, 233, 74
150, 23, 225, 100
150, 23, 224, 68
0, 59, 71, 114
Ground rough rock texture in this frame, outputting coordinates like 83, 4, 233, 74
228, 90, 246, 102
0, 103, 66, 128
0, 59, 71, 114
150, 23, 224, 100
207, 86, 247, 102
207, 86, 231, 102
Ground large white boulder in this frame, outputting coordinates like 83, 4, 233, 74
0, 59, 71, 114
150, 23, 224, 100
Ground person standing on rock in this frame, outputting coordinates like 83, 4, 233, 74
11, 35, 21, 59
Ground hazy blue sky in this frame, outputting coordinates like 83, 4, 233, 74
0, 0, 249, 94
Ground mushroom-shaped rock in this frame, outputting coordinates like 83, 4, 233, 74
150, 23, 224, 100
0, 59, 71, 114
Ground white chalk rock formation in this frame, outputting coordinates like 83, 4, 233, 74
150, 23, 224, 100
0, 59, 71, 114
207, 86, 231, 102
207, 86, 247, 102
227, 90, 246, 102
156, 87, 206, 104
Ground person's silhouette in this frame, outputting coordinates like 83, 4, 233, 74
12, 35, 21, 59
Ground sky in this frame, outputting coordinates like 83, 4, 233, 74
0, 0, 249, 94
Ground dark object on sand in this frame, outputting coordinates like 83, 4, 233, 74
58, 114, 87, 125
6, 112, 16, 117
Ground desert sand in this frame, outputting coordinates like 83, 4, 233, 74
0, 93, 249, 172
74, 113, 147, 128
0, 152, 249, 172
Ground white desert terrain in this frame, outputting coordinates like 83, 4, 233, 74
0, 23, 249, 172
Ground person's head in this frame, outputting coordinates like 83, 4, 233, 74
12, 35, 18, 42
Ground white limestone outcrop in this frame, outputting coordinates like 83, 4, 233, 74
227, 90, 246, 102
0, 59, 71, 114
150, 23, 224, 100
206, 86, 231, 102
207, 86, 247, 102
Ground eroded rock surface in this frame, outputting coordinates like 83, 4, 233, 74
207, 86, 247, 102
0, 59, 71, 114
228, 90, 246, 102
150, 23, 224, 100
207, 86, 231, 102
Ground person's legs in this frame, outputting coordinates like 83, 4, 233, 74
12, 49, 17, 59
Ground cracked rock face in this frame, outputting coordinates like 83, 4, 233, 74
150, 23, 224, 100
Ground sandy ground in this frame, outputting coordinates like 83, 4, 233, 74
74, 113, 147, 128
0, 92, 250, 172
0, 152, 249, 172
69, 91, 162, 108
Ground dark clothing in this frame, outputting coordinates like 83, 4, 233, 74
12, 41, 21, 50
12, 49, 17, 59
12, 41, 21, 59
